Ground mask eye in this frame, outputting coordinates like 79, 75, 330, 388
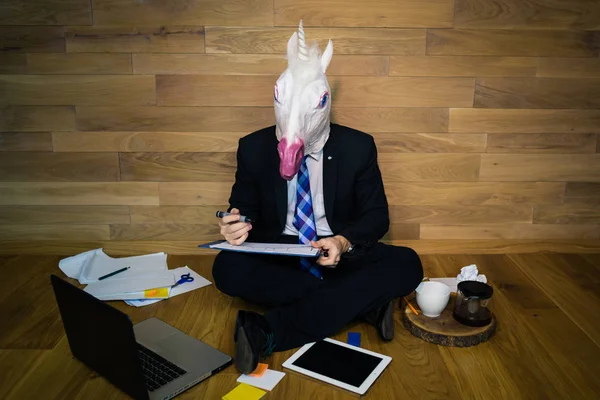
274, 84, 280, 103
317, 91, 329, 109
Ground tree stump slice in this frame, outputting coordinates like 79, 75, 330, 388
402, 293, 496, 347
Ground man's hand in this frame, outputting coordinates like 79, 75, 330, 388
218, 208, 252, 245
310, 235, 350, 268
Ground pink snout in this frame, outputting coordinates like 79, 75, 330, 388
277, 137, 305, 181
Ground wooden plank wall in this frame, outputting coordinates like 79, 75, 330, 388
1, 0, 600, 254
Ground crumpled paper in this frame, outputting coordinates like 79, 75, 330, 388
457, 264, 487, 284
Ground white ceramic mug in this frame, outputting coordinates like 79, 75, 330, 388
415, 281, 451, 317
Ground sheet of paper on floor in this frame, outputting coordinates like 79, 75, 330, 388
59, 248, 168, 284
237, 369, 286, 391
125, 266, 212, 307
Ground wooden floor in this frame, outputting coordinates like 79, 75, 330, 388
1, 253, 599, 399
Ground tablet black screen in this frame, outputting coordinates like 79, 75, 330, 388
291, 340, 383, 387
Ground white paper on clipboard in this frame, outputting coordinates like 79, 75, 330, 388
200, 241, 320, 257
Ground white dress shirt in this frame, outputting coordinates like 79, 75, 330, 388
283, 149, 333, 237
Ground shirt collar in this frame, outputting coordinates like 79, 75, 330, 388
307, 148, 322, 161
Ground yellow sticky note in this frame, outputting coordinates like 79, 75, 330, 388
143, 287, 170, 298
222, 383, 266, 400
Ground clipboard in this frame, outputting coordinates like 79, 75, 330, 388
199, 240, 320, 257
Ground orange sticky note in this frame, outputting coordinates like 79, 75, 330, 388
248, 363, 268, 378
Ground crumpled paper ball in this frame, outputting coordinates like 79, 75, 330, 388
457, 264, 487, 284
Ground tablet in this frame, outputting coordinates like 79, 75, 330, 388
282, 338, 392, 395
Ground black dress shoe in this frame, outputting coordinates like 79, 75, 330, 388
363, 301, 394, 341
234, 310, 276, 374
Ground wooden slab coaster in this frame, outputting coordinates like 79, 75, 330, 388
402, 293, 496, 347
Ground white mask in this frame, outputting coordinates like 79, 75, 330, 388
275, 21, 334, 181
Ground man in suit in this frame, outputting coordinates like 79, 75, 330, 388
211, 23, 423, 374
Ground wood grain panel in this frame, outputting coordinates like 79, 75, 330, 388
0, 133, 53, 151
130, 206, 226, 224
0, 351, 46, 398
0, 75, 155, 106
159, 182, 233, 205
390, 205, 532, 224
565, 182, 600, 200
384, 182, 564, 206
0, 256, 66, 350
421, 224, 600, 239
157, 75, 274, 107
0, 182, 159, 206
0, 225, 110, 240
427, 29, 600, 57
332, 108, 448, 132
0, 152, 119, 182
0, 54, 27, 74
509, 253, 600, 347
455, 0, 600, 30
26, 53, 132, 74
157, 75, 474, 107
120, 153, 236, 182
379, 153, 480, 182
470, 254, 600, 398
110, 224, 221, 241
66, 26, 205, 53
134, 54, 388, 76
480, 154, 600, 182
330, 77, 474, 107
274, 0, 453, 28
0, 0, 91, 25
0, 106, 75, 132
373, 133, 486, 153
76, 106, 275, 132
0, 206, 130, 224
450, 109, 600, 133
206, 27, 426, 55
52, 131, 244, 152
474, 78, 600, 109
486, 133, 598, 154
537, 58, 600, 78
94, 0, 272, 26
381, 224, 420, 240
534, 204, 600, 225
390, 56, 537, 77
0, 26, 65, 53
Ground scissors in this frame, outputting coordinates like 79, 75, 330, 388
173, 273, 194, 287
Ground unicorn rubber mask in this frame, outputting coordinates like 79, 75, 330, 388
275, 21, 334, 181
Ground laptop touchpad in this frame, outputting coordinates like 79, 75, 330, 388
154, 333, 206, 367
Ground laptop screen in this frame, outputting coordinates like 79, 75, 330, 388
50, 275, 149, 400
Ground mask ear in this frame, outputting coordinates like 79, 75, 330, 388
321, 39, 333, 73
287, 32, 299, 63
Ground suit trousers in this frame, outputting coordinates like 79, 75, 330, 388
212, 241, 424, 351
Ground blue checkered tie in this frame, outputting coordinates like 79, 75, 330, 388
293, 156, 322, 279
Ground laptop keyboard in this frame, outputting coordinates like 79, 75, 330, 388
137, 344, 187, 392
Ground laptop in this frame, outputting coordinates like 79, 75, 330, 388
50, 274, 232, 400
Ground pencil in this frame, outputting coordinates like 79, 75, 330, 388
404, 297, 419, 315
98, 266, 130, 280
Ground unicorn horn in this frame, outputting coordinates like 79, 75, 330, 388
298, 20, 308, 60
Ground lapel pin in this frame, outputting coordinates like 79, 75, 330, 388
327, 156, 332, 160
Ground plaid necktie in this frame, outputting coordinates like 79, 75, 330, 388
293, 156, 322, 279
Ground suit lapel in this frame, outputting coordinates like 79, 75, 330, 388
323, 128, 338, 226
271, 134, 288, 231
